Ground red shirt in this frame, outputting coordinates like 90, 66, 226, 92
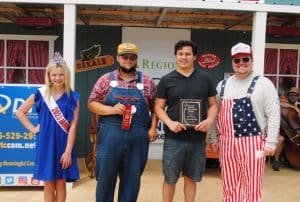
88, 70, 156, 111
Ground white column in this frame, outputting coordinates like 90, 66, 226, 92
63, 4, 76, 88
63, 5, 76, 188
251, 11, 267, 76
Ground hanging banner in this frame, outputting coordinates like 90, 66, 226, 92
0, 85, 41, 186
122, 27, 191, 159
123, 27, 190, 80
265, 0, 299, 6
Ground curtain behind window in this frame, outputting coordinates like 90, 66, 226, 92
279, 49, 298, 75
264, 48, 278, 74
0, 40, 3, 83
6, 40, 26, 83
28, 41, 49, 84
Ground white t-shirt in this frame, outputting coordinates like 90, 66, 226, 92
209, 72, 280, 149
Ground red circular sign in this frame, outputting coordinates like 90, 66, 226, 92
198, 53, 221, 69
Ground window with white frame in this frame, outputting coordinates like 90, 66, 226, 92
0, 35, 58, 84
264, 43, 300, 95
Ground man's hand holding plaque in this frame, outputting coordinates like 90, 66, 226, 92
194, 118, 213, 133
167, 120, 187, 133
179, 99, 202, 130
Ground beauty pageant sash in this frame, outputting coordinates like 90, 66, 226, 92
38, 87, 70, 134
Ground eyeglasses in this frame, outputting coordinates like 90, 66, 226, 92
233, 57, 250, 64
287, 93, 298, 97
120, 54, 137, 61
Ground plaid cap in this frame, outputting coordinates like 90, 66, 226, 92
118, 43, 138, 55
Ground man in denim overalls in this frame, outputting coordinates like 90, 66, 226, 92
88, 43, 158, 202
209, 42, 280, 202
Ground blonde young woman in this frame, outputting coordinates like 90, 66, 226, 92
16, 53, 80, 202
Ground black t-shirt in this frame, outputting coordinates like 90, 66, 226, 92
155, 68, 216, 141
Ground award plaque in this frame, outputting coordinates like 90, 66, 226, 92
179, 99, 202, 128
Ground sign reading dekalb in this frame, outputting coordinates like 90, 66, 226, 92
75, 44, 114, 72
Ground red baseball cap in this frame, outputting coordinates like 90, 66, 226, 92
231, 42, 252, 58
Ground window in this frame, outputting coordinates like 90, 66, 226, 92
0, 35, 57, 84
264, 44, 300, 94
0, 40, 3, 83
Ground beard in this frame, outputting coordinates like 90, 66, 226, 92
119, 65, 137, 73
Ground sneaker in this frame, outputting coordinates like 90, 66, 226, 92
272, 161, 280, 171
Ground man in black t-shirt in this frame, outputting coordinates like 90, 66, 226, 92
154, 40, 218, 202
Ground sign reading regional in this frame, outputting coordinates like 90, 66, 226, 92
0, 85, 41, 186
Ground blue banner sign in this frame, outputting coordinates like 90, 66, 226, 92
265, 0, 300, 5
0, 85, 42, 186
208, 0, 263, 3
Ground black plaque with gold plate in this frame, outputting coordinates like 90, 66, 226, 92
179, 99, 202, 129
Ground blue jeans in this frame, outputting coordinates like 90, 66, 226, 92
95, 123, 149, 202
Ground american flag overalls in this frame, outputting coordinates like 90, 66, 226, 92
217, 76, 266, 202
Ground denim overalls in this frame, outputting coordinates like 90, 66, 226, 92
96, 71, 151, 202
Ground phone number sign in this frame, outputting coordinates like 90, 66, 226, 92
0, 85, 41, 186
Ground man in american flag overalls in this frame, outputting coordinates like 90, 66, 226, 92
209, 42, 280, 202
